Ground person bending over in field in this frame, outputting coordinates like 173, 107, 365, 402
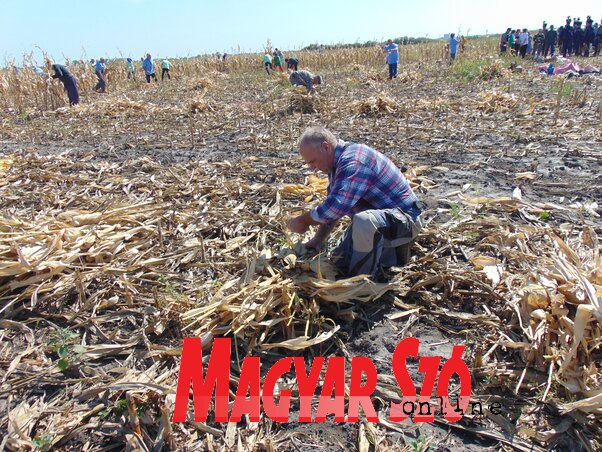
289, 70, 322, 93
47, 60, 79, 106
273, 52, 284, 73
285, 57, 299, 71
143, 54, 158, 83
263, 53, 273, 74
287, 127, 424, 280
161, 59, 172, 81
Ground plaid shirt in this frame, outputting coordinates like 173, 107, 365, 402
310, 141, 421, 224
289, 71, 313, 90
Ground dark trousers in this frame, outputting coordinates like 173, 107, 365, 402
264, 62, 273, 74
162, 68, 170, 80
583, 40, 592, 56
544, 43, 555, 56
562, 40, 572, 57
94, 72, 106, 92
388, 63, 398, 79
519, 44, 528, 58
127, 71, 135, 80
146, 73, 157, 83
63, 76, 79, 106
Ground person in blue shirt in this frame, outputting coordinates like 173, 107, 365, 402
142, 54, 157, 83
383, 39, 399, 80
94, 58, 106, 93
449, 33, 460, 64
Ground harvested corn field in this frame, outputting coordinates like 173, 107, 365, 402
0, 39, 601, 452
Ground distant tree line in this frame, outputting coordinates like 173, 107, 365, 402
303, 37, 435, 51
302, 33, 495, 51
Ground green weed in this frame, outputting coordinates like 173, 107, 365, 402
48, 328, 85, 371
32, 434, 54, 451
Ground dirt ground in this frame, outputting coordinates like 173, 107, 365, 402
0, 55, 601, 451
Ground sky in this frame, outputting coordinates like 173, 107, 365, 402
1, 0, 598, 63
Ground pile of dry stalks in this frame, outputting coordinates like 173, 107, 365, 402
0, 149, 599, 450
477, 89, 519, 113
354, 94, 398, 116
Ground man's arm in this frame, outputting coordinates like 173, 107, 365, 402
311, 160, 369, 223
305, 221, 337, 249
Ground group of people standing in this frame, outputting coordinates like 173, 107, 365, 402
501, 15, 602, 58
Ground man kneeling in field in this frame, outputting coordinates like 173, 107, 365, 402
287, 127, 424, 280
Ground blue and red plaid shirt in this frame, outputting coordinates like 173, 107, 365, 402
310, 141, 421, 224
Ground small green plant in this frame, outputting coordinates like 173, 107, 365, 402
450, 58, 494, 82
450, 202, 462, 220
410, 435, 432, 452
32, 433, 54, 451
538, 211, 551, 221
100, 398, 146, 422
158, 274, 187, 302
275, 235, 294, 248
48, 328, 86, 371
553, 79, 574, 98
345, 79, 361, 90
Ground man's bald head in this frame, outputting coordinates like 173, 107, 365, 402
298, 126, 338, 174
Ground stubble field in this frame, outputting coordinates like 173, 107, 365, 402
0, 37, 601, 451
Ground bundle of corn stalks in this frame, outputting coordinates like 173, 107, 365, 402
286, 91, 320, 114
415, 97, 449, 111
397, 71, 421, 83
477, 89, 518, 113
354, 94, 398, 116
113, 98, 147, 112
480, 61, 507, 80
188, 77, 213, 91
188, 97, 215, 114
0, 158, 12, 174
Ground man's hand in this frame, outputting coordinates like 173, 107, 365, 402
304, 236, 323, 250
287, 215, 310, 234
304, 221, 336, 250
